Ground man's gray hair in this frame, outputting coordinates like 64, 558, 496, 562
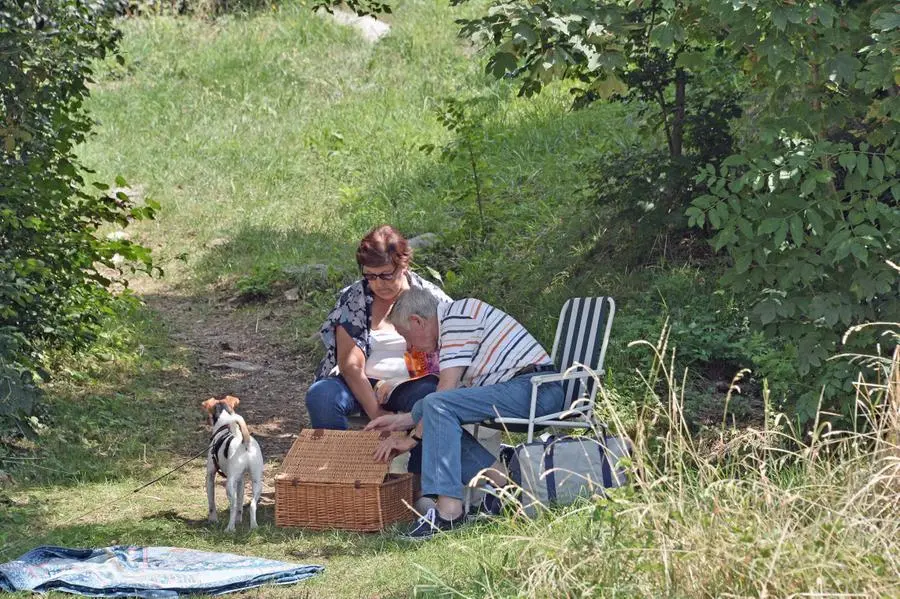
387, 286, 440, 325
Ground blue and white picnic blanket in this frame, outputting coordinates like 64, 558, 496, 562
0, 545, 323, 597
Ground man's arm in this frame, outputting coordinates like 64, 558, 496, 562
368, 367, 466, 460
436, 366, 465, 392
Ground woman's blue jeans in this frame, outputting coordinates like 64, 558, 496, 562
410, 372, 564, 500
304, 375, 437, 474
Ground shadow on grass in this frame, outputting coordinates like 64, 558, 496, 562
188, 227, 360, 292
1, 499, 423, 562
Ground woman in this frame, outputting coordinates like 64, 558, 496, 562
305, 225, 450, 470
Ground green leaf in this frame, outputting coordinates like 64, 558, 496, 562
813, 169, 833, 183
871, 155, 884, 180
771, 7, 788, 31
872, 10, 900, 32
838, 152, 856, 170
834, 240, 853, 262
800, 176, 816, 197
722, 154, 747, 167
789, 215, 804, 246
593, 74, 627, 99
675, 51, 705, 70
486, 52, 518, 78
512, 23, 537, 46
734, 251, 752, 274
856, 154, 869, 178
812, 4, 835, 27
757, 300, 778, 325
115, 175, 127, 187
650, 23, 676, 48
425, 266, 443, 284
827, 52, 862, 85
708, 205, 722, 228
849, 243, 868, 265
758, 218, 782, 235
685, 206, 705, 227
773, 222, 788, 247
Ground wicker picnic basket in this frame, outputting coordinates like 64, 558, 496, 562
275, 429, 415, 532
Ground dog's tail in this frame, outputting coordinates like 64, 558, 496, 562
231, 415, 252, 447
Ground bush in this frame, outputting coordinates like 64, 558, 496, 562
1, 0, 157, 431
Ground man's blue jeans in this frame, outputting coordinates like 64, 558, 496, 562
410, 373, 565, 500
304, 375, 437, 474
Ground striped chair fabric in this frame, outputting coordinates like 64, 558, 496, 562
482, 296, 616, 438
551, 296, 615, 413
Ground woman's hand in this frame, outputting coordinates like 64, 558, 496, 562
373, 434, 417, 463
374, 380, 395, 405
365, 412, 414, 432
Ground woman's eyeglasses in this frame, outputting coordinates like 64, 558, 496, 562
361, 266, 400, 281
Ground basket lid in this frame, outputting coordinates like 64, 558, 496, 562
278, 429, 404, 484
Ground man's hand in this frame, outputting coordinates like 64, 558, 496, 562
364, 412, 414, 432
373, 434, 417, 463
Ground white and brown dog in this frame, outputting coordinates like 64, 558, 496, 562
201, 395, 263, 532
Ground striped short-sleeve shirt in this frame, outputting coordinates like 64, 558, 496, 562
437, 298, 551, 387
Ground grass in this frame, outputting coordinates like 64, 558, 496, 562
429, 334, 900, 597
4, 0, 897, 596
3, 313, 897, 597
81, 0, 628, 288
0, 307, 511, 597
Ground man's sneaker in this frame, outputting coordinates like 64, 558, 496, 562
414, 496, 436, 514
401, 507, 465, 541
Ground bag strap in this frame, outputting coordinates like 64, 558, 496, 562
543, 438, 557, 503
599, 442, 613, 490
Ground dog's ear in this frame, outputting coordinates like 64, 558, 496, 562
201, 398, 218, 413
222, 395, 240, 411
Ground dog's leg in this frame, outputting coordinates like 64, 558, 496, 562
225, 475, 240, 532
236, 473, 245, 524
206, 461, 218, 523
249, 458, 263, 530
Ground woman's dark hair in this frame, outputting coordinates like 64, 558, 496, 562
356, 225, 412, 269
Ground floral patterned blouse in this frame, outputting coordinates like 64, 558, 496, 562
314, 271, 451, 380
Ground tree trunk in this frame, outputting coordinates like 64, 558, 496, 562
669, 68, 686, 159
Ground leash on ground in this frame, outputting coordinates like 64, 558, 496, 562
0, 446, 209, 562
130, 447, 209, 494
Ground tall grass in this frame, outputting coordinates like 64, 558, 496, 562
424, 330, 900, 598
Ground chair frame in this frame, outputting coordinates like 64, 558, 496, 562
482, 297, 616, 443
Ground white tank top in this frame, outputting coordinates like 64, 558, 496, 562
366, 327, 409, 380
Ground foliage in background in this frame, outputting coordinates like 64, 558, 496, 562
108, 0, 280, 17
450, 0, 898, 423
420, 96, 499, 244
453, 0, 743, 159
688, 0, 900, 420
452, 0, 744, 279
0, 0, 157, 433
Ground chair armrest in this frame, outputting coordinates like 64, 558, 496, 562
529, 368, 604, 386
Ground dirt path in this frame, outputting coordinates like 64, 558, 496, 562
141, 283, 315, 462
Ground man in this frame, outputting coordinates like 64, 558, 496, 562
365, 287, 564, 540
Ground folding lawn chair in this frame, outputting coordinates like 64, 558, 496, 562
477, 296, 616, 443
